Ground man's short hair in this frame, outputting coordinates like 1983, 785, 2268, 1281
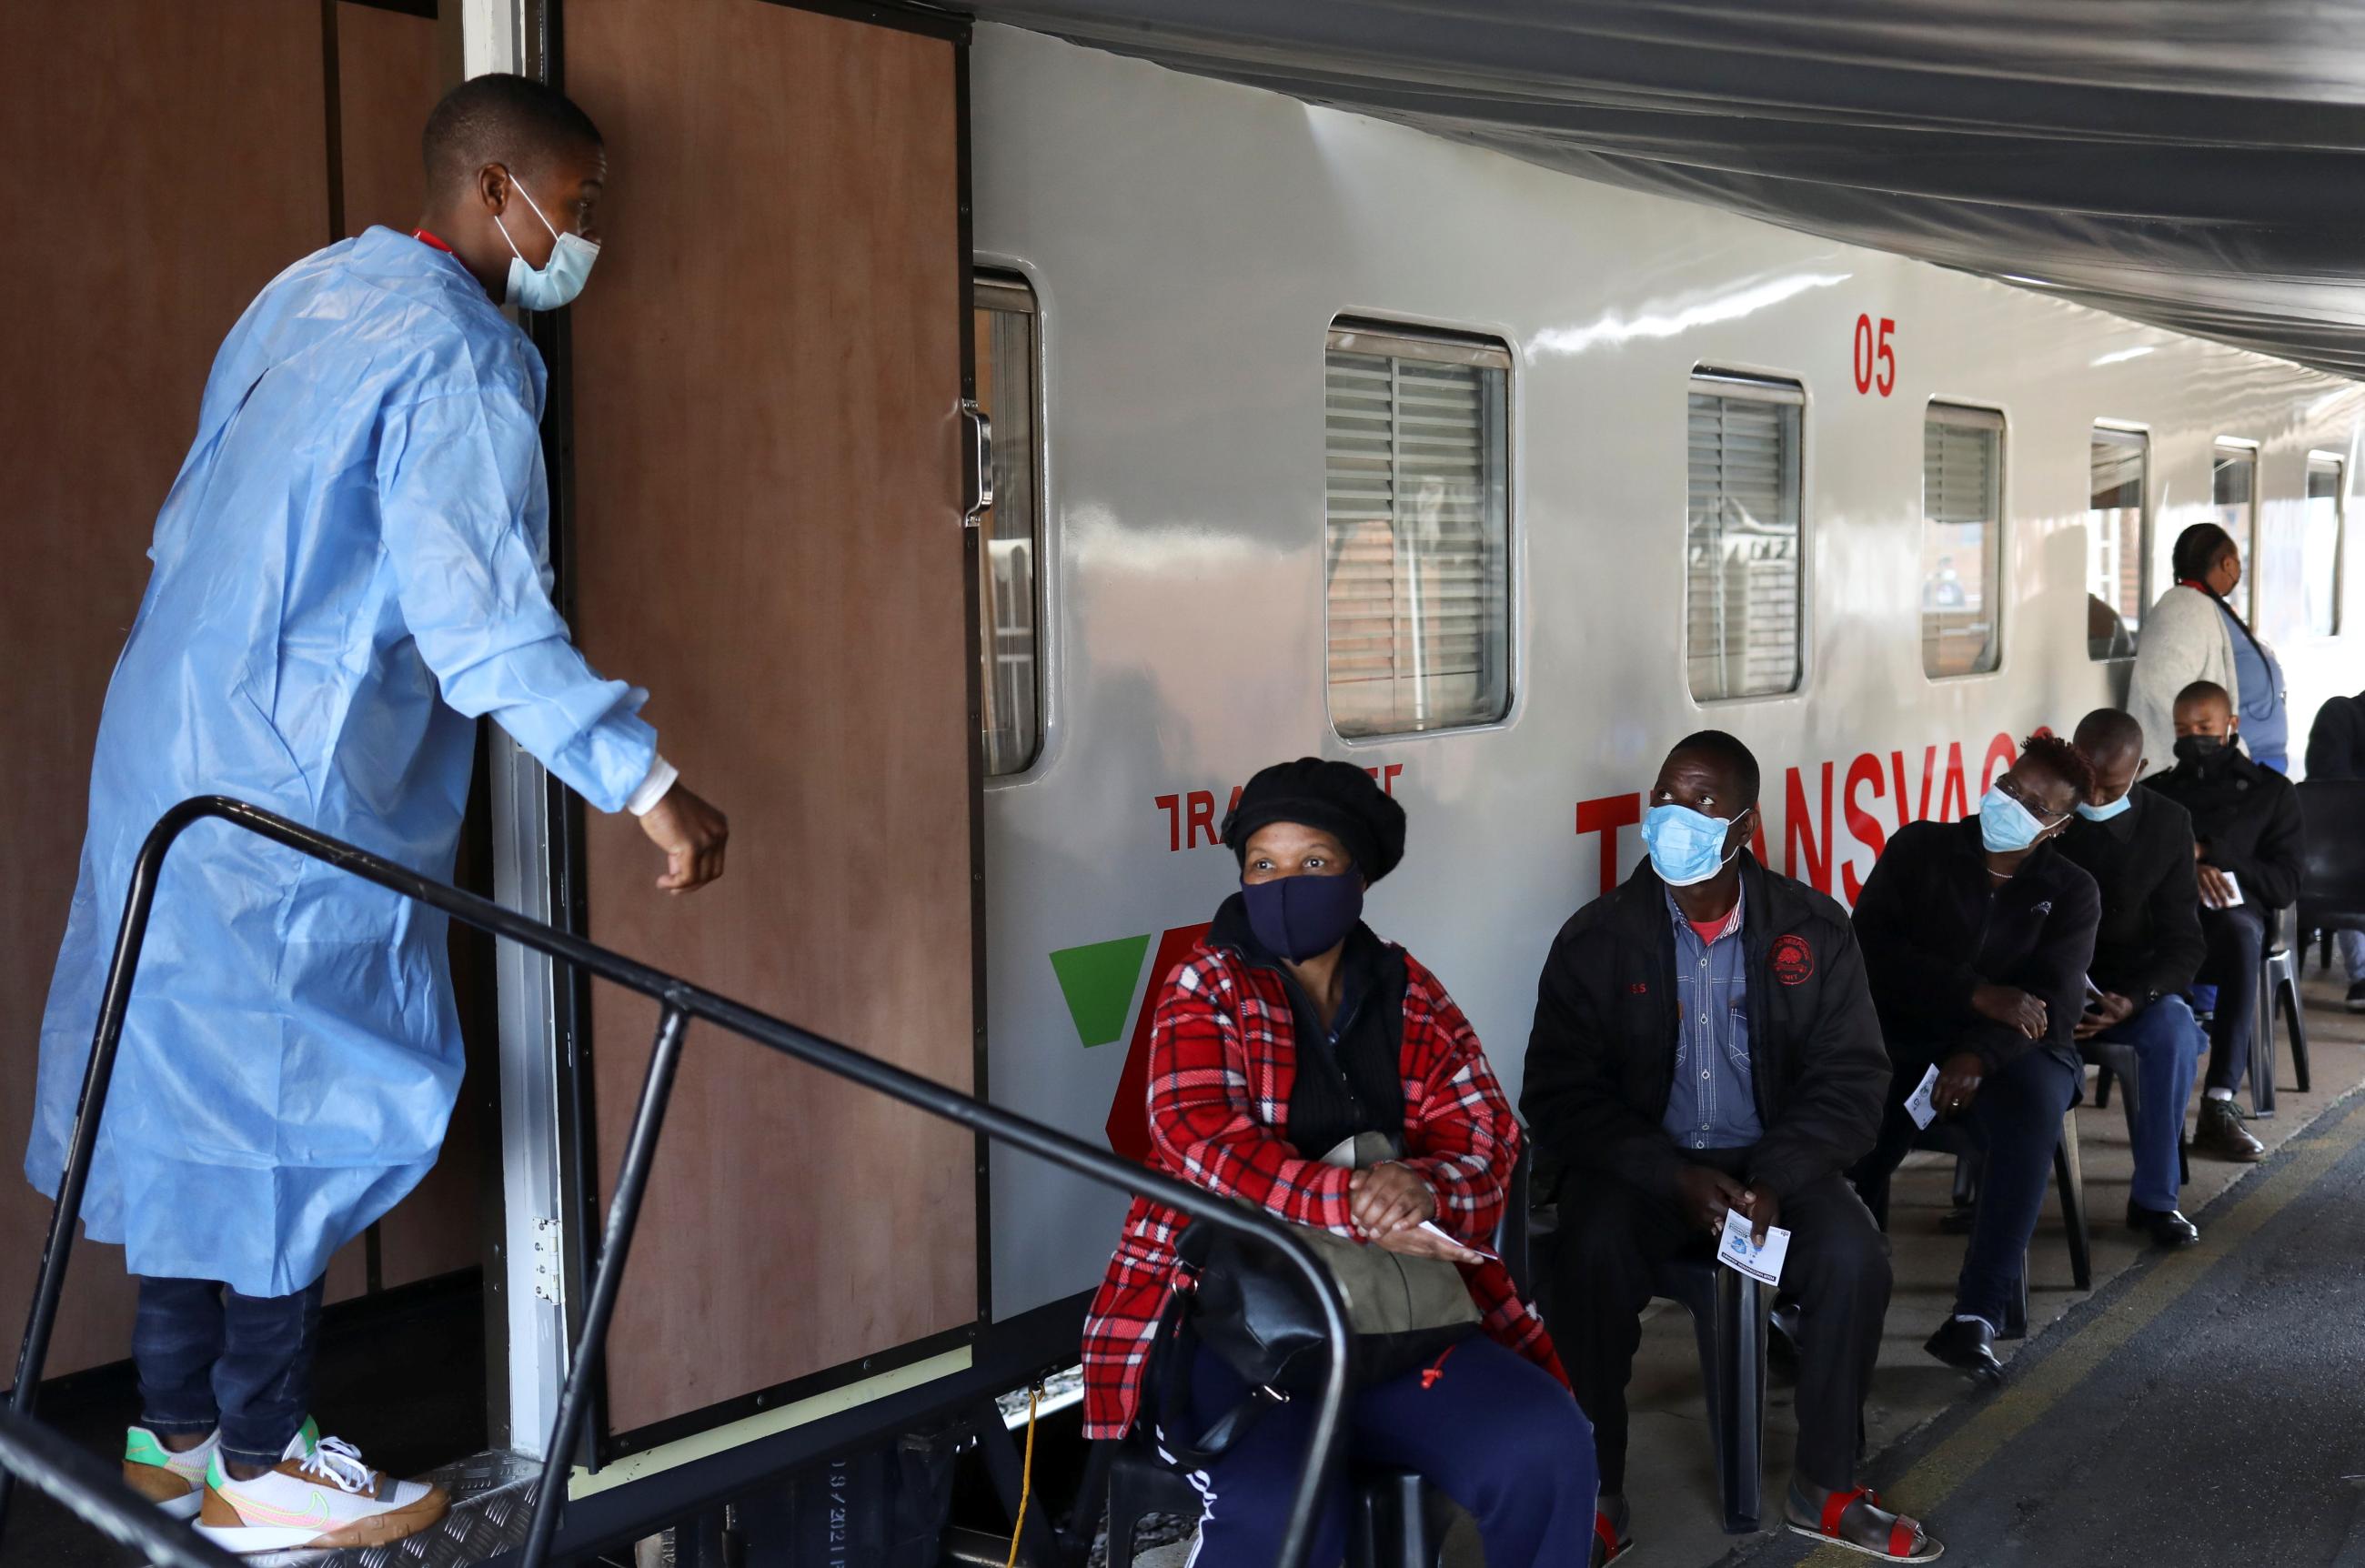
2072, 708, 2144, 759
2019, 732, 2098, 804
422, 74, 602, 194
1668, 729, 1760, 808
2175, 679, 2232, 711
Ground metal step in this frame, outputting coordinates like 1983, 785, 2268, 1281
210, 1451, 540, 1568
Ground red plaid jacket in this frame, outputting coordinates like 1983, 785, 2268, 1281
1080, 934, 1566, 1439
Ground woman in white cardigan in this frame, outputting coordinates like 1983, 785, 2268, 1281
2126, 523, 2288, 776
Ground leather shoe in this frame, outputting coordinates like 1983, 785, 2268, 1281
2125, 1201, 2200, 1248
2346, 980, 2365, 1014
1924, 1316, 2004, 1384
2193, 1097, 2265, 1162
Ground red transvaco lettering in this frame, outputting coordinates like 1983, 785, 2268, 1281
1156, 763, 1402, 851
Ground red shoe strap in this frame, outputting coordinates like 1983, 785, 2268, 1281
1888, 1516, 1922, 1559
1594, 1512, 1620, 1559
1819, 1485, 1874, 1538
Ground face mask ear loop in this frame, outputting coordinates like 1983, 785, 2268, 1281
507, 173, 564, 243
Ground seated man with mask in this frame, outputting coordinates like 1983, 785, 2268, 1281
1849, 736, 2099, 1384
1525, 731, 1931, 1563
2061, 709, 2207, 1247
2143, 680, 2305, 1161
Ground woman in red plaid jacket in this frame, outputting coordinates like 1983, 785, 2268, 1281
1082, 759, 1595, 1567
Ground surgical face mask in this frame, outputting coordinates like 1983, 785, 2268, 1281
1641, 802, 1746, 888
2075, 791, 2133, 822
1241, 872, 1364, 961
496, 174, 599, 311
2175, 734, 2229, 769
1978, 782, 2048, 853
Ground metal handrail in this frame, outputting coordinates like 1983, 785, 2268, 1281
2, 797, 1354, 1568
0, 1404, 243, 1568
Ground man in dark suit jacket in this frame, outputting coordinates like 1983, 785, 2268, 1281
1849, 735, 2100, 1384
1525, 731, 1931, 1563
2302, 689, 2365, 1010
2061, 709, 2206, 1247
2145, 680, 2305, 1161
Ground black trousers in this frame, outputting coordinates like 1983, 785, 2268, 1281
1550, 1147, 1889, 1493
2195, 904, 2266, 1093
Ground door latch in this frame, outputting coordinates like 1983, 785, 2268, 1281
961, 400, 993, 528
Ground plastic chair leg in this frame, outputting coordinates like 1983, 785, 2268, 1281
1354, 1470, 1434, 1568
2055, 1114, 2091, 1292
1710, 1266, 1767, 1534
2278, 955, 2312, 1093
2252, 953, 2279, 1119
2092, 1066, 2114, 1110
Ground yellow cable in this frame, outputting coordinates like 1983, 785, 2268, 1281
1003, 1382, 1042, 1568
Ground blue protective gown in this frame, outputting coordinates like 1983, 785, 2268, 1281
26, 227, 659, 1297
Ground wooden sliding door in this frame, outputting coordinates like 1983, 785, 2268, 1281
562, 0, 976, 1442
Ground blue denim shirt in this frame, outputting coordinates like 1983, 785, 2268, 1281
1662, 885, 1763, 1151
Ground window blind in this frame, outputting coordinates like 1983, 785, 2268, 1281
1686, 383, 1802, 699
1922, 407, 2003, 676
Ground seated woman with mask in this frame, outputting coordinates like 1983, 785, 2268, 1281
1080, 758, 1595, 1568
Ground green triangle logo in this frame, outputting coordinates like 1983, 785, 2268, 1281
1048, 934, 1153, 1048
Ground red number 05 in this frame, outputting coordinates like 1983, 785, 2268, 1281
1852, 313, 1897, 397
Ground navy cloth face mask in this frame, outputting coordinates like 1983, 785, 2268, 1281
1242, 873, 1364, 960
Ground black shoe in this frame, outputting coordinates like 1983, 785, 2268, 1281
1937, 1204, 1976, 1235
2346, 980, 2365, 1013
1924, 1315, 2004, 1384
2125, 1201, 2200, 1248
2194, 1097, 2266, 1162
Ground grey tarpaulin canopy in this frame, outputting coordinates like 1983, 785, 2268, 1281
965, 0, 2365, 378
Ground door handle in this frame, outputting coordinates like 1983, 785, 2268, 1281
962, 400, 993, 526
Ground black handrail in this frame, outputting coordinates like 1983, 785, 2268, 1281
2, 797, 1354, 1568
0, 1404, 244, 1568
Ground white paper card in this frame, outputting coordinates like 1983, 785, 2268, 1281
1718, 1207, 1791, 1286
1416, 1221, 1496, 1261
1905, 1063, 1942, 1129
2208, 870, 2244, 910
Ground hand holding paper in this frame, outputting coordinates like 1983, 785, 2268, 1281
1719, 1206, 1791, 1287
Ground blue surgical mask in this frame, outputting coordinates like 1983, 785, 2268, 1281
1641, 803, 1747, 888
497, 174, 600, 312
2075, 792, 2132, 822
1241, 873, 1364, 961
1978, 782, 2046, 852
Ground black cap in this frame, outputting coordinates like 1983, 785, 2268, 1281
1221, 757, 1406, 882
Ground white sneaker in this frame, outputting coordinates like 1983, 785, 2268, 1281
122, 1425, 217, 1519
196, 1426, 447, 1553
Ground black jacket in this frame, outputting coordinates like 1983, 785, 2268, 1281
2143, 750, 2304, 911
1851, 818, 2100, 1071
2056, 789, 2206, 1006
2307, 692, 2365, 780
1522, 853, 1888, 1203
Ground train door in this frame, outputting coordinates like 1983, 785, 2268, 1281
550, 0, 980, 1455
0, 0, 477, 1391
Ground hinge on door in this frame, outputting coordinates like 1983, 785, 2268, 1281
530, 1216, 564, 1304
961, 399, 993, 528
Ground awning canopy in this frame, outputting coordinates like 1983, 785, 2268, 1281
967, 0, 2365, 378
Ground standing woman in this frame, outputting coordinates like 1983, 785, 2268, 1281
2127, 523, 2288, 775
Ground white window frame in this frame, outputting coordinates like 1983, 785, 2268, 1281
2087, 422, 2149, 662
1322, 318, 1516, 742
1684, 369, 1808, 704
974, 272, 1046, 778
1919, 401, 2008, 681
2307, 450, 2347, 638
2212, 437, 2261, 626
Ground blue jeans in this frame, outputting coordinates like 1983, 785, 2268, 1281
2337, 929, 2365, 983
2091, 997, 2201, 1211
1173, 1336, 1595, 1567
135, 1275, 325, 1469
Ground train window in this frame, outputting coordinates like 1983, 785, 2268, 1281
975, 274, 1042, 775
2086, 427, 2147, 660
1324, 322, 1513, 739
1686, 374, 1804, 700
1921, 405, 2005, 678
2306, 455, 2346, 637
2212, 442, 2259, 624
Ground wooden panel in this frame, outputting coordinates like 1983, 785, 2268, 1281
335, 1, 447, 238
0, 0, 328, 1378
566, 0, 973, 1434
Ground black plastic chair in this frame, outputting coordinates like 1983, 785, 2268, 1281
2252, 907, 2310, 1115
1647, 1252, 1767, 1533
2083, 1039, 2189, 1188
2295, 779, 2365, 980
1861, 1108, 2088, 1327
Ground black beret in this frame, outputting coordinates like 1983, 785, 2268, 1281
1221, 757, 1406, 882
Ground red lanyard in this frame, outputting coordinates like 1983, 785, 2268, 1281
409, 227, 454, 254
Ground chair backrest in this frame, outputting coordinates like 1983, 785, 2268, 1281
2295, 779, 2365, 930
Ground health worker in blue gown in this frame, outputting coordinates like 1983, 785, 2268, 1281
25, 75, 729, 1544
